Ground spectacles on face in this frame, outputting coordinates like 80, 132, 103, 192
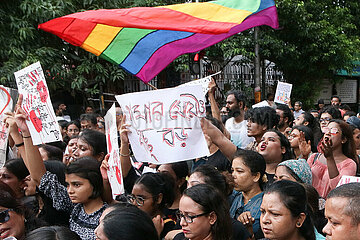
319, 117, 331, 123
0, 209, 13, 223
288, 134, 299, 139
323, 127, 340, 135
176, 210, 209, 223
126, 194, 151, 207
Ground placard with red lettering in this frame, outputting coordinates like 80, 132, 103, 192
104, 103, 124, 198
116, 85, 209, 164
337, 175, 360, 187
0, 86, 14, 166
14, 62, 62, 145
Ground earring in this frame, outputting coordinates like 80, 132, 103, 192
296, 222, 301, 227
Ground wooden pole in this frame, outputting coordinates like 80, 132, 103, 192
146, 82, 158, 90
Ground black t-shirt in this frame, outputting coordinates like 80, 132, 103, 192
191, 149, 231, 173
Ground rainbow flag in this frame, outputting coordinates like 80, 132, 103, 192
39, 0, 278, 83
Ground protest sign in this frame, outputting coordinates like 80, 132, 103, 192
337, 175, 360, 187
0, 86, 16, 166
116, 85, 209, 164
104, 104, 124, 198
14, 62, 62, 145
274, 81, 292, 104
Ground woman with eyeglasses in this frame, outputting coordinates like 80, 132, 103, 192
307, 119, 358, 198
288, 125, 316, 160
128, 172, 176, 238
175, 184, 232, 240
0, 181, 43, 240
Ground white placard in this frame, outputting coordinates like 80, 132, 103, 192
0, 86, 14, 166
337, 175, 360, 187
104, 104, 124, 198
116, 85, 209, 164
181, 76, 212, 96
14, 62, 62, 145
274, 81, 292, 104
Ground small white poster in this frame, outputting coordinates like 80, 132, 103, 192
104, 104, 124, 198
274, 81, 292, 104
14, 62, 62, 145
116, 85, 209, 164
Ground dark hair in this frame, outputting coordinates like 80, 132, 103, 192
291, 125, 317, 153
66, 120, 81, 130
44, 161, 66, 186
295, 101, 302, 107
79, 114, 97, 125
52, 102, 62, 112
65, 157, 103, 199
226, 90, 246, 106
168, 161, 189, 193
183, 184, 232, 240
327, 183, 360, 225
102, 204, 159, 240
343, 111, 356, 118
39, 144, 63, 161
301, 112, 316, 128
78, 129, 107, 157
4, 158, 29, 180
329, 119, 358, 164
303, 184, 327, 234
264, 180, 315, 240
233, 149, 266, 190
245, 106, 279, 130
0, 182, 44, 235
25, 226, 81, 240
276, 103, 294, 127
192, 164, 231, 196
58, 120, 68, 129
319, 106, 342, 120
265, 129, 294, 161
135, 172, 175, 211
206, 116, 224, 133
331, 95, 341, 103
339, 104, 351, 111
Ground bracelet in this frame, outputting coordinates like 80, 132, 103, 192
23, 135, 31, 139
15, 142, 24, 147
120, 152, 131, 157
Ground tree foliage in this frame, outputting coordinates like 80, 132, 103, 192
0, 0, 359, 107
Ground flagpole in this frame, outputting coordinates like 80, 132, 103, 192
146, 82, 158, 90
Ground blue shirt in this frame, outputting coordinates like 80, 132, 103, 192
229, 190, 264, 235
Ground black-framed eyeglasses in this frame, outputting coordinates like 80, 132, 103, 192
176, 210, 210, 223
319, 117, 331, 123
0, 209, 13, 223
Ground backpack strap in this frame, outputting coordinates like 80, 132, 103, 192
312, 152, 321, 164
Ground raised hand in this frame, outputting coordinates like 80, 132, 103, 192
298, 131, 311, 159
14, 94, 30, 135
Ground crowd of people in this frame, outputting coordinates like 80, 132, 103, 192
1, 84, 360, 240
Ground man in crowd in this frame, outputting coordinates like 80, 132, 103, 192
323, 183, 360, 239
245, 106, 279, 151
331, 95, 341, 107
224, 90, 254, 149
53, 101, 71, 122
80, 113, 98, 131
293, 101, 305, 119
276, 103, 294, 135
